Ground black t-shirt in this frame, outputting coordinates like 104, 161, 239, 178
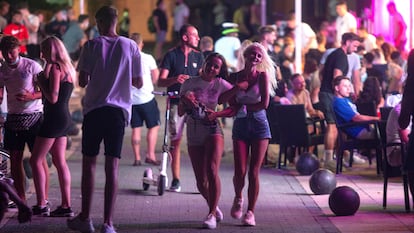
160, 46, 204, 103
321, 48, 348, 93
152, 9, 168, 31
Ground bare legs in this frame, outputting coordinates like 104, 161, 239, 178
0, 180, 32, 223
153, 40, 164, 62
188, 135, 223, 215
324, 123, 338, 161
131, 127, 142, 162
31, 136, 70, 208
233, 139, 269, 212
146, 126, 160, 161
131, 126, 160, 162
80, 155, 119, 227
170, 139, 181, 181
10, 150, 26, 200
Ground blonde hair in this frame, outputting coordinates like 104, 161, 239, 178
236, 39, 253, 71
244, 42, 277, 96
40, 36, 76, 79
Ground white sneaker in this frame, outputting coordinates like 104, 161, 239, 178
242, 210, 256, 226
202, 214, 217, 229
344, 153, 366, 166
215, 206, 223, 222
100, 224, 117, 233
324, 159, 337, 172
230, 197, 243, 219
353, 153, 367, 164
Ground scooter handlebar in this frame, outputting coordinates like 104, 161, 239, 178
152, 91, 179, 97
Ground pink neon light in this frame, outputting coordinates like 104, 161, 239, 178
372, 0, 413, 50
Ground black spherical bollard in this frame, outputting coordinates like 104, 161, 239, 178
295, 152, 320, 175
329, 186, 360, 216
309, 169, 337, 195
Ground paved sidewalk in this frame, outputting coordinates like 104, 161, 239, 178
1, 94, 414, 233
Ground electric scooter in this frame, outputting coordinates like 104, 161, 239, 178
142, 91, 179, 195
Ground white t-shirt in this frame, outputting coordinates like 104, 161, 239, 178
0, 57, 43, 114
346, 52, 361, 79
386, 103, 411, 158
26, 14, 40, 44
214, 36, 241, 69
78, 36, 142, 123
300, 22, 317, 50
362, 34, 377, 52
173, 3, 189, 32
335, 12, 357, 46
180, 76, 232, 111
131, 52, 157, 105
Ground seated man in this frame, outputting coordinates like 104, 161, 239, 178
286, 73, 324, 119
333, 76, 380, 138
332, 76, 380, 166
386, 102, 411, 167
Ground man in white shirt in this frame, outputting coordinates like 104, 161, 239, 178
357, 26, 377, 53
173, 0, 189, 43
214, 23, 241, 72
335, 0, 357, 47
285, 11, 317, 55
18, 2, 39, 60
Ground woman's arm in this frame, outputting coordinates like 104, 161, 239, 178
208, 96, 241, 121
39, 63, 61, 104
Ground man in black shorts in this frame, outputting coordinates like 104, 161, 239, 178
158, 24, 204, 192
67, 6, 142, 233
319, 32, 361, 168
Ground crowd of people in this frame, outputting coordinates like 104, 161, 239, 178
0, 0, 413, 232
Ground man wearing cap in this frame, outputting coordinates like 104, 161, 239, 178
214, 22, 241, 72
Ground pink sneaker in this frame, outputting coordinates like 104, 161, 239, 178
242, 210, 256, 226
230, 197, 243, 219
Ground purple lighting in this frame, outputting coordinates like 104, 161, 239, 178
372, 0, 413, 51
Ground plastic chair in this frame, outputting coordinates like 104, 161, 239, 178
265, 102, 281, 167
274, 104, 325, 169
379, 107, 410, 212
334, 113, 382, 174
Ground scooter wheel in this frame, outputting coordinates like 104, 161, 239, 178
143, 168, 152, 191
158, 175, 166, 196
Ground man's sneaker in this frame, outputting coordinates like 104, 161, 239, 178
242, 210, 256, 226
50, 206, 74, 217
32, 205, 50, 216
352, 153, 367, 164
169, 179, 181, 192
215, 206, 223, 222
230, 197, 243, 219
202, 214, 217, 229
101, 223, 117, 233
7, 201, 17, 208
324, 159, 337, 172
67, 214, 95, 233
344, 153, 367, 167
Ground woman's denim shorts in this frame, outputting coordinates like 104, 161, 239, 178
232, 109, 271, 141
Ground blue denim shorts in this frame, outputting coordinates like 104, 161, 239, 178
232, 109, 271, 141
